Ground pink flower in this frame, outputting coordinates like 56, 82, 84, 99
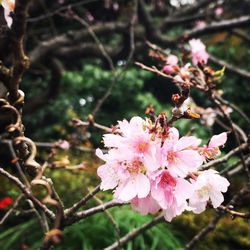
97, 148, 151, 201
189, 169, 230, 213
166, 55, 178, 65
114, 168, 150, 201
103, 117, 159, 171
1, 0, 15, 28
160, 128, 203, 177
151, 170, 177, 209
151, 170, 193, 221
200, 132, 227, 160
96, 148, 122, 190
163, 54, 179, 74
174, 63, 191, 82
215, 7, 223, 16
189, 39, 209, 65
195, 20, 206, 29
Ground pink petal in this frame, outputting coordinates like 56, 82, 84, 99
118, 179, 137, 201
210, 190, 224, 208
163, 65, 175, 74
175, 179, 193, 205
176, 136, 201, 151
135, 174, 150, 198
169, 127, 179, 142
96, 148, 105, 161
143, 153, 159, 172
208, 132, 227, 147
131, 195, 160, 215
97, 164, 119, 190
118, 119, 130, 137
103, 134, 126, 148
189, 200, 207, 214
166, 54, 178, 65
171, 150, 203, 177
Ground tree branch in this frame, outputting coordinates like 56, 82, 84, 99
183, 15, 250, 39
105, 214, 164, 250
0, 166, 55, 221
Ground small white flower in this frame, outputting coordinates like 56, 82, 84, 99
189, 169, 230, 213
1, 0, 15, 28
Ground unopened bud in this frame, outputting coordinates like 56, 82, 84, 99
184, 109, 200, 119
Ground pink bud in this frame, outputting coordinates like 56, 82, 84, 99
163, 65, 175, 74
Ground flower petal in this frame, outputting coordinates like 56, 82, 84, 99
208, 132, 227, 148
135, 174, 150, 198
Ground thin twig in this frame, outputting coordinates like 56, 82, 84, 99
0, 166, 55, 221
65, 184, 101, 217
105, 214, 164, 250
67, 200, 126, 225
184, 182, 250, 250
200, 143, 248, 170
0, 195, 23, 226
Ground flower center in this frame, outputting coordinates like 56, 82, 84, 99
137, 142, 148, 152
197, 186, 209, 198
200, 146, 220, 159
127, 160, 144, 174
167, 151, 177, 163
161, 171, 176, 187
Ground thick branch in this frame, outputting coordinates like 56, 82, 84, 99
8, 0, 31, 103
29, 22, 127, 66
200, 143, 249, 170
209, 54, 250, 81
183, 15, 250, 39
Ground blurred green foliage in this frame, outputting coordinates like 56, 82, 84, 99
23, 63, 168, 144
0, 206, 183, 250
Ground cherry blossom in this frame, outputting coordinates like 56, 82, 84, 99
159, 128, 203, 177
189, 39, 209, 65
1, 0, 15, 28
200, 132, 227, 160
96, 116, 230, 222
163, 54, 179, 74
189, 169, 230, 213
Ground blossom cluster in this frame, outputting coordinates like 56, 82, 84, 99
96, 116, 230, 222
163, 38, 209, 79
